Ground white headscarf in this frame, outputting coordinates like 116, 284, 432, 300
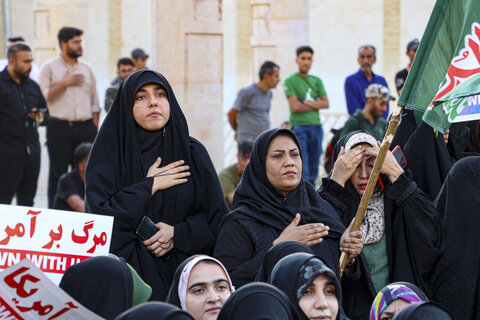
178, 255, 235, 310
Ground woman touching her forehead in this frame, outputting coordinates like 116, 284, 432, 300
319, 130, 443, 319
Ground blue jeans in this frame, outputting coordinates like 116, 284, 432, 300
292, 125, 323, 186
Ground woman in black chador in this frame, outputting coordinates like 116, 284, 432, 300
85, 70, 228, 300
214, 128, 363, 287
431, 156, 480, 319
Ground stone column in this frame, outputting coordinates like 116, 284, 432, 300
250, 0, 309, 128
236, 0, 252, 90
11, 0, 34, 45
33, 0, 87, 66
156, 0, 224, 170
383, 0, 401, 94
108, 0, 122, 80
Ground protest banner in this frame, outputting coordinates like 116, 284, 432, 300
0, 204, 113, 284
0, 259, 104, 320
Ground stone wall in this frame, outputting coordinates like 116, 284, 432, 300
2, 0, 436, 175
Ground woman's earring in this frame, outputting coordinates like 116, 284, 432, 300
163, 126, 166, 136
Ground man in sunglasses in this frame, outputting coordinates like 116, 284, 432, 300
340, 84, 395, 140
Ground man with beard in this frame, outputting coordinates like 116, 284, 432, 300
344, 45, 390, 120
0, 37, 40, 81
0, 43, 47, 205
104, 57, 135, 112
340, 84, 395, 139
39, 27, 100, 208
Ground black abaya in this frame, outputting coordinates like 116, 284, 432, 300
85, 70, 228, 300
213, 129, 346, 287
402, 121, 452, 200
431, 156, 480, 320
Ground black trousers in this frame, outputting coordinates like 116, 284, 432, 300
46, 119, 97, 208
0, 153, 40, 206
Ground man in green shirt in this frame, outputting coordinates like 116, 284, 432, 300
218, 141, 253, 209
341, 84, 395, 140
283, 46, 329, 185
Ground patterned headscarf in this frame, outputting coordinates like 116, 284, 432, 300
370, 283, 423, 320
345, 131, 385, 244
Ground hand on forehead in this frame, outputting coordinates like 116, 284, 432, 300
350, 143, 377, 153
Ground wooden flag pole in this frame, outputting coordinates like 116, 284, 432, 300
339, 104, 404, 277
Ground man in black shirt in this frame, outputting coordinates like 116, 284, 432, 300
53, 142, 91, 212
395, 39, 419, 94
0, 43, 47, 206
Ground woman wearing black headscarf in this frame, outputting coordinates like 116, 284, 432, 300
430, 156, 480, 319
114, 302, 194, 320
214, 128, 363, 287
319, 130, 443, 319
59, 255, 151, 319
217, 282, 301, 320
85, 70, 228, 300
392, 302, 453, 320
268, 252, 346, 320
255, 240, 313, 282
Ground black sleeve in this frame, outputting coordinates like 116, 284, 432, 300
214, 219, 269, 288
173, 139, 228, 256
384, 172, 444, 297
56, 174, 78, 201
173, 212, 216, 255
85, 155, 154, 256
385, 173, 443, 250
318, 177, 356, 226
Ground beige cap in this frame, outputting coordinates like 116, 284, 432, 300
365, 84, 396, 102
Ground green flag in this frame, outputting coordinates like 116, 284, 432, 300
428, 73, 480, 132
398, 0, 480, 133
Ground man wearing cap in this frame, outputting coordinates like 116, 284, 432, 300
395, 39, 419, 95
340, 84, 395, 139
344, 45, 390, 120
131, 47, 149, 71
38, 26, 99, 208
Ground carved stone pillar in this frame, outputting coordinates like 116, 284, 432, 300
156, 0, 224, 169
250, 0, 309, 127
383, 0, 401, 93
